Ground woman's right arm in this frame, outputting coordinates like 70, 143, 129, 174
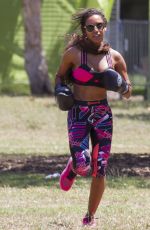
55, 48, 74, 85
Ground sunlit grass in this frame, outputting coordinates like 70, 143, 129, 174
0, 96, 68, 155
0, 96, 149, 229
0, 96, 149, 155
0, 176, 149, 230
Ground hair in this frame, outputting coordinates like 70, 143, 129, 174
72, 8, 107, 34
65, 8, 109, 52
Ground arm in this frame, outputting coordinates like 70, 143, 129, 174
55, 48, 75, 111
112, 50, 132, 99
55, 48, 74, 86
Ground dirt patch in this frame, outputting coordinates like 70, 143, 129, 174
0, 153, 149, 177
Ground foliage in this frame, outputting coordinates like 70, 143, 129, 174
0, 0, 21, 85
97, 0, 115, 20
43, 0, 115, 79
0, 0, 115, 94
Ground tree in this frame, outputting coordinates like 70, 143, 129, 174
22, 0, 52, 95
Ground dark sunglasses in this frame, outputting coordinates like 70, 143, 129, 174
85, 23, 105, 32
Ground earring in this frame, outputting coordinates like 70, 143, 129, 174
83, 34, 88, 39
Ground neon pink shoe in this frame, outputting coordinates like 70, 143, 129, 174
60, 157, 76, 191
82, 213, 96, 227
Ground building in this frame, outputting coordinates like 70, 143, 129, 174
107, 0, 148, 77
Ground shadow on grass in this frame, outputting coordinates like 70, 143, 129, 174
0, 172, 149, 190
0, 172, 60, 189
106, 176, 150, 189
115, 113, 150, 122
0, 153, 149, 188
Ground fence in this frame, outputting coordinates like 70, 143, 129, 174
106, 20, 148, 90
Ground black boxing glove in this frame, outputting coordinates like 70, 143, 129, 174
103, 68, 129, 94
55, 84, 74, 111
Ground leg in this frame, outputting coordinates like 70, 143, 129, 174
83, 102, 113, 225
88, 176, 105, 216
68, 104, 92, 177
82, 176, 105, 226
60, 104, 91, 191
88, 142, 109, 216
60, 148, 91, 191
59, 157, 76, 191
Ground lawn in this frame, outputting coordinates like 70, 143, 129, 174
0, 96, 149, 230
0, 96, 149, 155
0, 177, 149, 230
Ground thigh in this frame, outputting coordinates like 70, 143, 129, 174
67, 105, 91, 159
91, 104, 113, 177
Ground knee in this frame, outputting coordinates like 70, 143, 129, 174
73, 149, 91, 176
92, 150, 110, 177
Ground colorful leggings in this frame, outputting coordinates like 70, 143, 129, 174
67, 99, 113, 177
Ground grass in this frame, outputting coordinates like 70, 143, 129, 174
0, 96, 149, 229
0, 96, 68, 155
0, 96, 149, 155
0, 171, 150, 189
0, 176, 149, 230
111, 99, 150, 153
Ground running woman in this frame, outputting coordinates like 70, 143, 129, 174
55, 8, 132, 227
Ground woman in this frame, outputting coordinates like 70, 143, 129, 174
55, 8, 132, 227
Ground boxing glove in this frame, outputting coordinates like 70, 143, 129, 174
103, 68, 129, 94
55, 84, 74, 111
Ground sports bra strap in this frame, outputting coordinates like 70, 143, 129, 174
81, 49, 87, 65
106, 51, 113, 68
81, 49, 113, 68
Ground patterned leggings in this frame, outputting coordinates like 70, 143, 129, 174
67, 99, 113, 177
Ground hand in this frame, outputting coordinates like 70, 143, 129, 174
122, 84, 132, 99
103, 69, 130, 95
55, 84, 74, 111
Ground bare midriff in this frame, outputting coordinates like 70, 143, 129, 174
73, 84, 107, 101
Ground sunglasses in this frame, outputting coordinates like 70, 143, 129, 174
85, 23, 105, 32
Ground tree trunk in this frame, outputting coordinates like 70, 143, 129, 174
22, 0, 52, 95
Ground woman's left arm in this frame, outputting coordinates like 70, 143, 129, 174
112, 50, 132, 99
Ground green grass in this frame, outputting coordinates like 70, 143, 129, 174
0, 96, 149, 230
0, 96, 149, 155
110, 99, 150, 153
0, 172, 149, 189
0, 176, 149, 230
0, 96, 68, 155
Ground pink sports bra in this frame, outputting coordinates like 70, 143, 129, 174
71, 50, 113, 87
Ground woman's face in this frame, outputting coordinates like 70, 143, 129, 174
84, 14, 106, 45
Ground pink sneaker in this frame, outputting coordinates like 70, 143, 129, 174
60, 157, 76, 191
82, 213, 96, 227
